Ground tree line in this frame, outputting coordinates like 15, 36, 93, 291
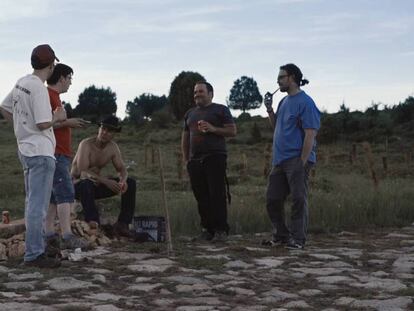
57, 70, 414, 144
63, 71, 263, 123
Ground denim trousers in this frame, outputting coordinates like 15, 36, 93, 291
74, 177, 136, 225
18, 153, 55, 261
51, 154, 75, 204
187, 154, 229, 234
266, 157, 312, 245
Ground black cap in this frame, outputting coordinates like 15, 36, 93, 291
100, 115, 121, 132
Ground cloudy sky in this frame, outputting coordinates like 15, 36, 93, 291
1, 0, 413, 118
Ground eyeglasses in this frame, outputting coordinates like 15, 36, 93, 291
277, 74, 289, 81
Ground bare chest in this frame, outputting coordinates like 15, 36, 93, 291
89, 147, 113, 169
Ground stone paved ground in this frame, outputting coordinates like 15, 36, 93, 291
1, 225, 414, 311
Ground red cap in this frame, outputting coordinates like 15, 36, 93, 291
31, 44, 59, 69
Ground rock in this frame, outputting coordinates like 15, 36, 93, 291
226, 286, 255, 296
127, 283, 163, 292
309, 253, 341, 260
0, 219, 26, 239
261, 288, 298, 302
127, 258, 176, 273
254, 257, 284, 268
0, 302, 55, 311
0, 243, 7, 260
392, 254, 414, 274
4, 281, 36, 290
92, 274, 106, 283
7, 241, 25, 257
166, 275, 209, 285
0, 291, 22, 298
298, 289, 323, 296
8, 272, 43, 281
196, 254, 231, 260
291, 267, 344, 276
283, 300, 310, 308
176, 306, 217, 311
46, 277, 97, 291
84, 293, 124, 301
316, 275, 354, 284
350, 275, 407, 292
176, 283, 211, 293
91, 304, 123, 311
224, 260, 253, 269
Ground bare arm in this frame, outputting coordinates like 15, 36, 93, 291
53, 118, 89, 129
267, 110, 276, 130
181, 130, 190, 163
0, 107, 13, 122
301, 129, 317, 165
112, 144, 127, 183
37, 106, 67, 130
73, 140, 92, 178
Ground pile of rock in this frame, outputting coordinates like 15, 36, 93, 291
71, 220, 112, 247
0, 232, 25, 260
0, 219, 113, 261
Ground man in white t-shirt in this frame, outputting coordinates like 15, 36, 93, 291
0, 44, 67, 268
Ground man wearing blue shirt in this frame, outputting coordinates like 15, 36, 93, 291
263, 63, 320, 250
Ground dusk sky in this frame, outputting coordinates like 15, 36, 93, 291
1, 0, 413, 118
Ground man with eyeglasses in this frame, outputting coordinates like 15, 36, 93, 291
0, 44, 66, 268
44, 64, 91, 255
71, 115, 136, 237
263, 63, 320, 250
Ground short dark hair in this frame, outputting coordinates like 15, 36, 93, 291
195, 81, 214, 94
47, 63, 73, 85
280, 63, 309, 86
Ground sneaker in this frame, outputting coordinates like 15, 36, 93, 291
113, 222, 133, 238
25, 254, 61, 268
212, 231, 228, 242
285, 239, 304, 250
62, 235, 91, 250
45, 234, 61, 258
261, 238, 288, 247
194, 228, 214, 241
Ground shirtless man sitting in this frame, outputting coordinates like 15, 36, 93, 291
71, 115, 136, 236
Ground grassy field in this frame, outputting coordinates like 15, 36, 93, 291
1, 118, 414, 235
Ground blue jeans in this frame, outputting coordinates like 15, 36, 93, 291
51, 154, 75, 204
18, 153, 55, 261
266, 157, 312, 245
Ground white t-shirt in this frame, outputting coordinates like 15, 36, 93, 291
1, 74, 56, 157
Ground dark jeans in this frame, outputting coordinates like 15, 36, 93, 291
266, 157, 312, 245
187, 154, 229, 234
74, 177, 136, 225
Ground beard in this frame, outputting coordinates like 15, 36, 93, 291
280, 85, 289, 93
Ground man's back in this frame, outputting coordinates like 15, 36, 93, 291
2, 74, 55, 157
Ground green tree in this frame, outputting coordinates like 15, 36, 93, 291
125, 93, 167, 124
168, 71, 205, 120
62, 101, 74, 118
74, 85, 117, 121
392, 96, 414, 124
227, 76, 263, 113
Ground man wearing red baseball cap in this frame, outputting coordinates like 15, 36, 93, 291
0, 44, 66, 268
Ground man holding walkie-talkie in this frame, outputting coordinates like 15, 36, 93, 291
263, 63, 320, 250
